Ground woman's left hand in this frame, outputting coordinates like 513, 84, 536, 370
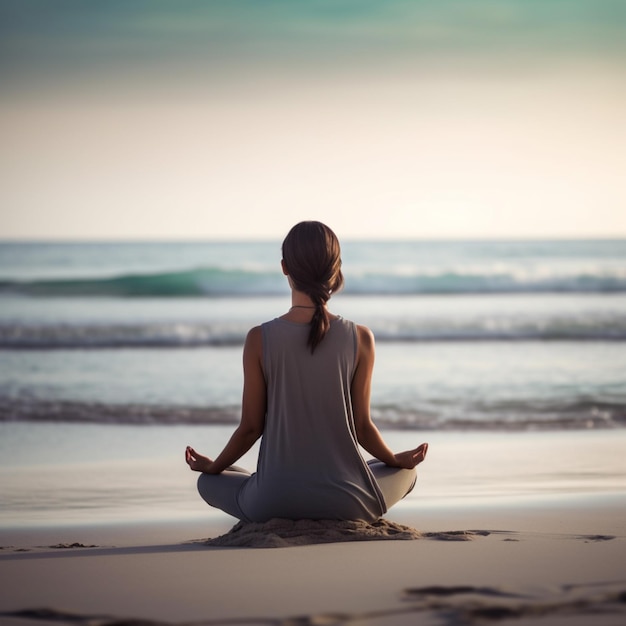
185, 446, 214, 473
393, 443, 429, 469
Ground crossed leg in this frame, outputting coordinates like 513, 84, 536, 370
197, 465, 252, 521
196, 461, 417, 521
366, 459, 417, 509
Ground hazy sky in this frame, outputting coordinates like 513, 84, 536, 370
1, 1, 625, 240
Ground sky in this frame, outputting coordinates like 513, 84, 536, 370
1, 1, 625, 240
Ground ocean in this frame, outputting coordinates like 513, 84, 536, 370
1, 239, 625, 527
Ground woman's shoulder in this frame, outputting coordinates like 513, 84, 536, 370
245, 325, 263, 348
354, 323, 375, 347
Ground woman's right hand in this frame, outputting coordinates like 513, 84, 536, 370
185, 446, 214, 473
393, 443, 428, 469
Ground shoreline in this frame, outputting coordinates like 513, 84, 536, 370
3, 428, 626, 530
1, 490, 625, 545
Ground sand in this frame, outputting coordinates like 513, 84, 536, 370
1, 497, 625, 626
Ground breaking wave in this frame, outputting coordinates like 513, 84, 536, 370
1, 397, 624, 431
1, 266, 626, 297
2, 315, 626, 349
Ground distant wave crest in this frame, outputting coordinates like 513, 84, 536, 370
1, 266, 626, 297
0, 268, 285, 297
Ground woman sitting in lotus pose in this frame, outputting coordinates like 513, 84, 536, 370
186, 221, 428, 522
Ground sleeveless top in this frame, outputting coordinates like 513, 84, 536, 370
236, 316, 387, 522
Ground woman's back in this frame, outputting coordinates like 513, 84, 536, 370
237, 316, 386, 522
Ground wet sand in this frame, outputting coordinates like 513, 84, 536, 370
1, 497, 624, 626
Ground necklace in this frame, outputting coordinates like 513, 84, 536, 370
290, 305, 316, 310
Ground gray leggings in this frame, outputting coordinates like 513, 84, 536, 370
197, 460, 417, 522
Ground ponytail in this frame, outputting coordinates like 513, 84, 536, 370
307, 295, 330, 354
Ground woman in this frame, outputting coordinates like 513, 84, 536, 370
185, 221, 428, 522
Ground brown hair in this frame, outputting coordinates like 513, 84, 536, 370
282, 221, 344, 353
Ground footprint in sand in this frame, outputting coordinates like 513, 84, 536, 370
578, 534, 615, 543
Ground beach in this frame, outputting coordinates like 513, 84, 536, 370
1, 239, 625, 624
1, 430, 625, 626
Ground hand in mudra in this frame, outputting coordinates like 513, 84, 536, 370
185, 446, 214, 473
393, 442, 428, 469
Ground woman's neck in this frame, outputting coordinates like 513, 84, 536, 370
280, 291, 330, 323
290, 292, 317, 309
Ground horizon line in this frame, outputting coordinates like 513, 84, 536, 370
1, 234, 625, 244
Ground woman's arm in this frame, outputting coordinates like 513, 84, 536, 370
351, 324, 428, 469
186, 326, 267, 474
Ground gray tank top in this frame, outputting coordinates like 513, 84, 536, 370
237, 316, 386, 522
